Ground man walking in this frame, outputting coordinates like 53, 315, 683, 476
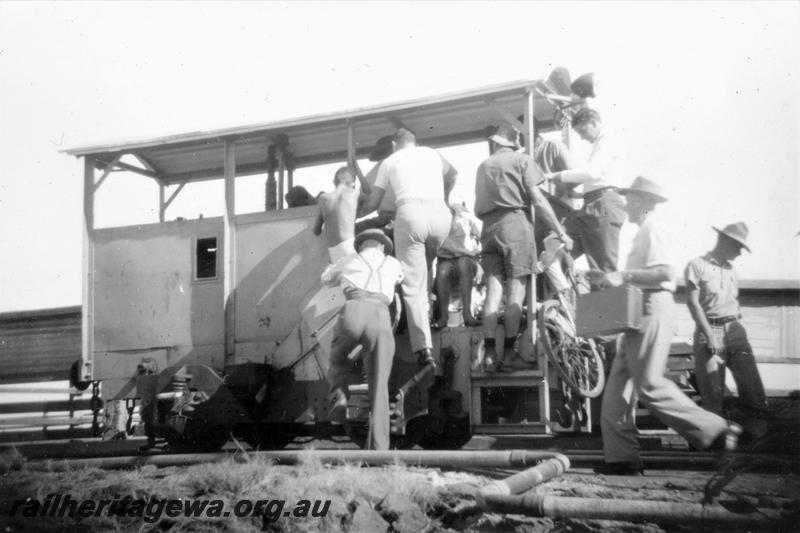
589, 177, 740, 475
685, 222, 768, 440
474, 125, 572, 371
359, 128, 457, 367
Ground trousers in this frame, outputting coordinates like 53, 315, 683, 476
327, 299, 395, 450
601, 291, 728, 463
394, 199, 452, 352
693, 320, 767, 435
565, 189, 625, 273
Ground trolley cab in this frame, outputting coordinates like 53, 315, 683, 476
64, 79, 597, 451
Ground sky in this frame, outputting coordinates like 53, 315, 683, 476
0, 1, 798, 313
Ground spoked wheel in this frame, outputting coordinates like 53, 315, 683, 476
538, 299, 605, 398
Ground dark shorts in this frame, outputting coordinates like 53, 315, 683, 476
479, 209, 535, 279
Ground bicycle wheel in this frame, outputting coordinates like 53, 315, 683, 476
538, 299, 605, 398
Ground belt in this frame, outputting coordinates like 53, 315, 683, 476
582, 187, 617, 203
396, 198, 445, 208
346, 294, 389, 307
708, 314, 741, 326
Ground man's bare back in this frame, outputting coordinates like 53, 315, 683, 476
314, 185, 358, 247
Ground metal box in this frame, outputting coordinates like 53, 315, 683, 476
576, 285, 643, 336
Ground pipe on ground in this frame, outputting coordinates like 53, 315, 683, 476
481, 493, 784, 527
476, 455, 569, 508
25, 449, 569, 472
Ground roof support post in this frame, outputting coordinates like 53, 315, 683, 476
159, 183, 166, 223
286, 153, 295, 191
524, 87, 550, 433
81, 157, 96, 383
346, 119, 356, 172
276, 134, 288, 210
223, 139, 237, 364
265, 145, 277, 211
160, 183, 186, 221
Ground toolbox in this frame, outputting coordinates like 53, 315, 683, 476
576, 285, 643, 336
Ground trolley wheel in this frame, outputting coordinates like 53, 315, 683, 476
69, 360, 91, 391
417, 415, 472, 450
165, 423, 229, 453
241, 424, 294, 451
538, 299, 605, 398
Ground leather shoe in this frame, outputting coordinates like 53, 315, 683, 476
593, 462, 644, 476
711, 422, 742, 464
416, 348, 437, 369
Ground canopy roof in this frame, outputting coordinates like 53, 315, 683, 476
64, 80, 559, 185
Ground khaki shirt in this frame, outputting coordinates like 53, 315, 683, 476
684, 253, 740, 319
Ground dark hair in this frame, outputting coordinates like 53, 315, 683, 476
285, 186, 317, 207
571, 108, 601, 129
393, 127, 416, 145
333, 166, 354, 186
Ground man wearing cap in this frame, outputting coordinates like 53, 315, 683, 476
475, 125, 572, 371
685, 222, 767, 439
545, 108, 626, 276
353, 135, 396, 235
322, 229, 404, 450
358, 128, 457, 368
589, 177, 739, 475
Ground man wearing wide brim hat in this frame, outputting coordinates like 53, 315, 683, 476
588, 176, 739, 476
321, 228, 404, 450
353, 135, 397, 236
685, 222, 767, 441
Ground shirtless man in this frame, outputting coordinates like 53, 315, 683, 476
313, 167, 359, 263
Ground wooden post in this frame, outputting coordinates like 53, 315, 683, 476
346, 119, 355, 172
286, 153, 295, 191
158, 183, 166, 223
276, 134, 288, 210
265, 145, 277, 211
525, 88, 550, 433
223, 140, 237, 363
81, 157, 96, 383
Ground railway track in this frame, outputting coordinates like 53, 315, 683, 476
4, 435, 795, 475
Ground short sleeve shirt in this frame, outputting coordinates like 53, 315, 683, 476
474, 148, 545, 218
364, 161, 396, 215
625, 216, 676, 291
684, 253, 740, 319
374, 146, 455, 204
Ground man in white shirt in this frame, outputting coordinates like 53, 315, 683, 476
589, 176, 739, 475
546, 108, 626, 276
359, 128, 457, 367
322, 229, 404, 450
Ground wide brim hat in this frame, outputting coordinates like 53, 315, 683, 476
488, 124, 522, 149
712, 222, 751, 252
354, 229, 393, 254
618, 176, 667, 203
368, 135, 394, 162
